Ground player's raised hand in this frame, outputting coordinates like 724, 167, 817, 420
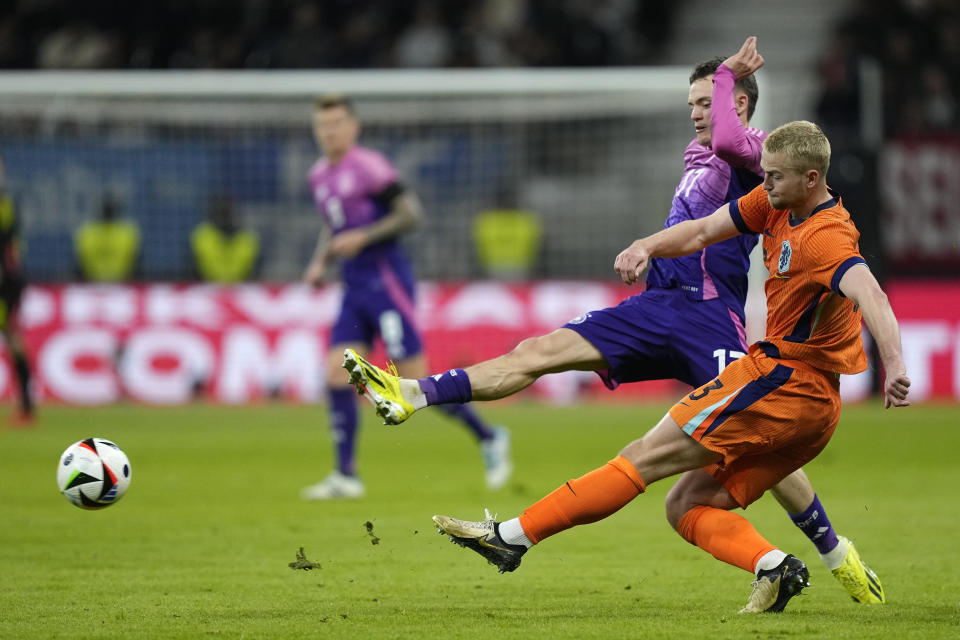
722, 36, 765, 79
614, 240, 651, 285
883, 371, 911, 408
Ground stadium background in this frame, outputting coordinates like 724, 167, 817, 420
0, 0, 958, 406
3, 3, 960, 639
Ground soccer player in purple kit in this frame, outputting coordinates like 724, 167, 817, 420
300, 95, 511, 500
344, 38, 884, 604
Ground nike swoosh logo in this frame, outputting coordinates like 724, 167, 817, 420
477, 537, 514, 553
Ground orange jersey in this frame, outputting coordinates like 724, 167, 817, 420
729, 185, 868, 375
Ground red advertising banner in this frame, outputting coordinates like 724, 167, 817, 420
4, 280, 955, 407
7, 282, 680, 407
884, 279, 960, 401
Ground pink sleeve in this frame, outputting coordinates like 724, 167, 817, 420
357, 149, 398, 195
710, 64, 763, 174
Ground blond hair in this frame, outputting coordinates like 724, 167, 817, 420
763, 120, 831, 177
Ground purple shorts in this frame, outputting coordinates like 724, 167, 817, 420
330, 278, 423, 361
563, 288, 748, 389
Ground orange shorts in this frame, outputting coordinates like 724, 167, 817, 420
668, 347, 841, 509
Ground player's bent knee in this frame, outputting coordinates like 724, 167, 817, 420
663, 471, 739, 530
664, 485, 694, 530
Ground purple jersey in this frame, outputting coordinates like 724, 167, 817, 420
307, 145, 412, 289
645, 65, 766, 324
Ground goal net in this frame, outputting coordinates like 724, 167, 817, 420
0, 68, 695, 282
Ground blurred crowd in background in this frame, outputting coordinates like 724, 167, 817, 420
1, 0, 956, 141
0, 0, 678, 70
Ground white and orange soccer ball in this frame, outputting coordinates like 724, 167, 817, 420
57, 438, 132, 509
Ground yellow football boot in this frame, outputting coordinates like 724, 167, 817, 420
342, 348, 416, 425
831, 536, 885, 603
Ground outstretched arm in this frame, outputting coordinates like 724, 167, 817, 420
838, 264, 910, 408
614, 204, 740, 285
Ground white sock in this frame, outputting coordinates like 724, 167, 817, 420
820, 538, 848, 571
498, 517, 533, 548
754, 549, 788, 575
400, 379, 428, 410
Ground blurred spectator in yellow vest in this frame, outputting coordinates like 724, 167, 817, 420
74, 196, 140, 282
473, 187, 542, 280
191, 195, 260, 283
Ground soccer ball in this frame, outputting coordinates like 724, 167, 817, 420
57, 438, 132, 509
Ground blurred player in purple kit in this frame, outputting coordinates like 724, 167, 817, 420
344, 38, 883, 603
300, 95, 511, 500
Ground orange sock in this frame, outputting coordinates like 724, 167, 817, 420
518, 456, 646, 544
676, 505, 777, 573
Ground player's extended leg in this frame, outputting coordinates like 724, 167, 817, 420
395, 355, 512, 490
433, 414, 705, 568
460, 328, 608, 400
301, 341, 367, 500
343, 328, 606, 424
770, 469, 885, 603
434, 413, 807, 612
434, 411, 802, 613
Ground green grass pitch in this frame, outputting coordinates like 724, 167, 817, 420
2, 401, 959, 639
